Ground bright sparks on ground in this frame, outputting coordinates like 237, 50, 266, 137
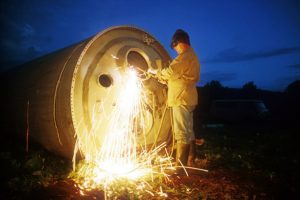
70, 66, 175, 198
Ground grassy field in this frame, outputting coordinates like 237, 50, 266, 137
1, 122, 299, 199
196, 123, 300, 199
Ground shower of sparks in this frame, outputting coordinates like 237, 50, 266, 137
70, 66, 175, 198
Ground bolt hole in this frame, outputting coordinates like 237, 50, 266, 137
98, 74, 113, 87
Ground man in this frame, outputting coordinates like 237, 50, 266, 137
150, 29, 200, 172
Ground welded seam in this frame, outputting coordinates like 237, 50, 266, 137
53, 44, 83, 145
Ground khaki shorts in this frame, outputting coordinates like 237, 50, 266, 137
171, 105, 195, 144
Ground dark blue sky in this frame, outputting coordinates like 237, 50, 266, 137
1, 0, 300, 91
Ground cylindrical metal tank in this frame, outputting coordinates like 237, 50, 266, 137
1, 26, 172, 159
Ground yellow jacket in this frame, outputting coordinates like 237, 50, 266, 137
158, 47, 200, 107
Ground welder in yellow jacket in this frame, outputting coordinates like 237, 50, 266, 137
150, 29, 200, 171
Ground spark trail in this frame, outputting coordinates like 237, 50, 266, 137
70, 67, 175, 198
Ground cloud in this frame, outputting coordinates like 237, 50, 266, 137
200, 71, 238, 83
203, 46, 300, 63
21, 24, 35, 38
288, 63, 300, 69
0, 0, 95, 71
0, 7, 46, 70
0, 21, 43, 70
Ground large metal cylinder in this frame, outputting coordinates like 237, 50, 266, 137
2, 26, 172, 159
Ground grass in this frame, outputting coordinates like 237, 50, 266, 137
0, 142, 71, 199
1, 122, 299, 199
197, 123, 300, 198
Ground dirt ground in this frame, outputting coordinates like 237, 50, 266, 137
1, 123, 299, 199
26, 170, 254, 200
18, 164, 284, 200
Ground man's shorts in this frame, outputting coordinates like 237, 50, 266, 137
171, 105, 195, 144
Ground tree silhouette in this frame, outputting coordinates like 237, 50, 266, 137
242, 81, 257, 91
204, 80, 223, 89
283, 80, 300, 121
285, 80, 300, 95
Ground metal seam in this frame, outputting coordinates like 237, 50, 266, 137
53, 44, 83, 145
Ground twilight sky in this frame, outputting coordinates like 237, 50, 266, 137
1, 0, 300, 91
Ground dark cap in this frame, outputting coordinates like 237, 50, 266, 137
170, 29, 190, 49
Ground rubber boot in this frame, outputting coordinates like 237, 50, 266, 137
187, 140, 196, 167
176, 143, 190, 175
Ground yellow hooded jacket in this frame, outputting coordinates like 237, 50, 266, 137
158, 47, 200, 107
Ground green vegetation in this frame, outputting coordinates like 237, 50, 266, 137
0, 144, 71, 199
1, 123, 299, 199
197, 124, 300, 198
